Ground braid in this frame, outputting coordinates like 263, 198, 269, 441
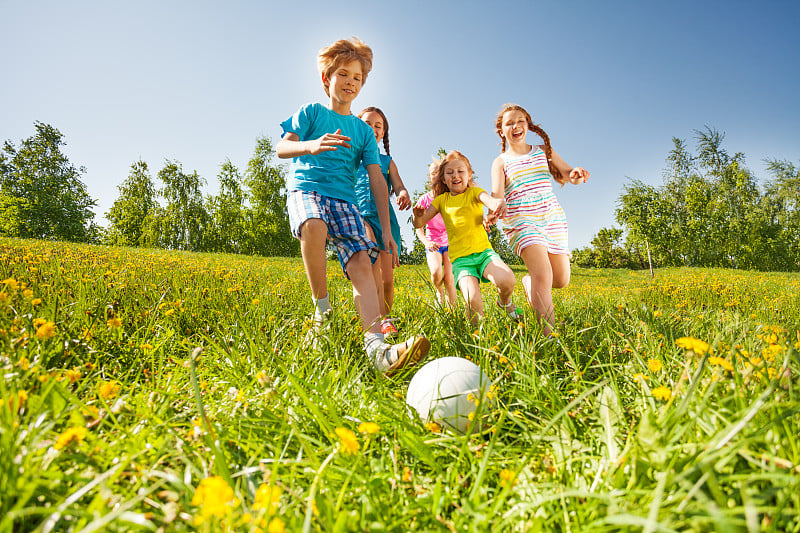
531, 124, 565, 185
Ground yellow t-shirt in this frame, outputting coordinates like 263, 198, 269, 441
432, 186, 491, 262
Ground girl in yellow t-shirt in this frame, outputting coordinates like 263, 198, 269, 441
413, 150, 519, 326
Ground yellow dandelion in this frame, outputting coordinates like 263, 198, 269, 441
163, 309, 175, 316
0, 293, 10, 305
98, 380, 120, 400
17, 357, 30, 370
357, 422, 380, 434
708, 356, 734, 372
424, 421, 442, 433
651, 386, 672, 401
65, 368, 81, 384
2, 278, 19, 291
54, 426, 87, 450
23, 289, 34, 298
499, 468, 517, 488
36, 321, 57, 340
267, 517, 286, 533
251, 298, 260, 306
675, 337, 710, 355
762, 344, 784, 359
140, 343, 153, 351
31, 298, 42, 306
192, 476, 239, 525
633, 372, 649, 382
647, 359, 663, 372
334, 427, 359, 455
402, 466, 413, 482
33, 317, 46, 327
253, 483, 281, 513
106, 317, 122, 329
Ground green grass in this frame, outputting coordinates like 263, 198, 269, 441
1, 237, 799, 532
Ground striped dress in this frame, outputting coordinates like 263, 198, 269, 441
499, 146, 570, 256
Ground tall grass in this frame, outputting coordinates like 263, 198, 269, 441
1, 237, 798, 532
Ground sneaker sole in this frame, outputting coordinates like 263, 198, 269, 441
385, 337, 431, 377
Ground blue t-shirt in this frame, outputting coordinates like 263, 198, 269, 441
355, 153, 392, 217
280, 103, 380, 205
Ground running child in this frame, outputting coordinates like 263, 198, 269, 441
276, 37, 430, 375
489, 103, 589, 335
412, 150, 518, 326
414, 159, 457, 307
354, 107, 411, 335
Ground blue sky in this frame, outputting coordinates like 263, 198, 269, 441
2, 0, 799, 250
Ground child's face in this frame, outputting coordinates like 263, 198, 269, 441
361, 110, 384, 142
443, 160, 470, 195
501, 109, 529, 144
327, 60, 363, 109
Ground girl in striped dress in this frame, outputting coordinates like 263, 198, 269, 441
489, 104, 590, 335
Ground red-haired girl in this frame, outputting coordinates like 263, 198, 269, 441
413, 151, 518, 326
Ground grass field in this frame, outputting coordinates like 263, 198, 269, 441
1, 237, 799, 532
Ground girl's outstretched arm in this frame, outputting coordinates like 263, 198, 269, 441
387, 160, 411, 210
548, 148, 590, 185
489, 157, 508, 218
412, 204, 438, 229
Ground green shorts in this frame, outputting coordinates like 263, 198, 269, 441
452, 248, 502, 286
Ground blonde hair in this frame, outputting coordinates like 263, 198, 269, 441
435, 150, 475, 196
317, 37, 373, 96
495, 103, 565, 185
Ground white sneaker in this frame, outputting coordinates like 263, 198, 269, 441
375, 336, 431, 376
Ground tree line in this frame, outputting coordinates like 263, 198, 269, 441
572, 127, 800, 272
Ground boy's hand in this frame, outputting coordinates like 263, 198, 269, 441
307, 129, 351, 155
395, 189, 411, 210
568, 167, 589, 184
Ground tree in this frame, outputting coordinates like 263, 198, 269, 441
0, 122, 97, 241
204, 160, 246, 254
104, 160, 158, 247
244, 136, 298, 256
158, 160, 209, 251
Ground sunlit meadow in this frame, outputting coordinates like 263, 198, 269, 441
1, 237, 798, 532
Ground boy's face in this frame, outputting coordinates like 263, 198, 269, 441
443, 160, 470, 195
325, 60, 363, 110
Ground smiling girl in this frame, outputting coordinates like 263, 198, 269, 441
489, 103, 589, 335
412, 150, 518, 326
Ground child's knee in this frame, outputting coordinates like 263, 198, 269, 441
346, 252, 371, 276
553, 270, 570, 288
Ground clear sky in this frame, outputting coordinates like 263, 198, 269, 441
2, 0, 799, 250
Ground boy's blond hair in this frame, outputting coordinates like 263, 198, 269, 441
317, 37, 373, 96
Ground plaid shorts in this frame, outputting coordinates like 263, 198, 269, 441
287, 190, 378, 275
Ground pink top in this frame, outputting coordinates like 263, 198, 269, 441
416, 191, 449, 246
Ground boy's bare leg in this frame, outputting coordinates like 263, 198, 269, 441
299, 219, 329, 299
347, 251, 381, 333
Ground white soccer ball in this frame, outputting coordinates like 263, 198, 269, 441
406, 357, 494, 434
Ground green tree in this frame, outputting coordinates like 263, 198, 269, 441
205, 160, 246, 254
158, 160, 208, 251
0, 122, 97, 241
104, 160, 158, 247
244, 136, 298, 256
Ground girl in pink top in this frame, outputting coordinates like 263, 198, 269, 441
414, 160, 457, 307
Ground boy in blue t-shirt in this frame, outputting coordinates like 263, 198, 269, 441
276, 37, 429, 375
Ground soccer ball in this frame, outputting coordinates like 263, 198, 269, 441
406, 357, 494, 434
